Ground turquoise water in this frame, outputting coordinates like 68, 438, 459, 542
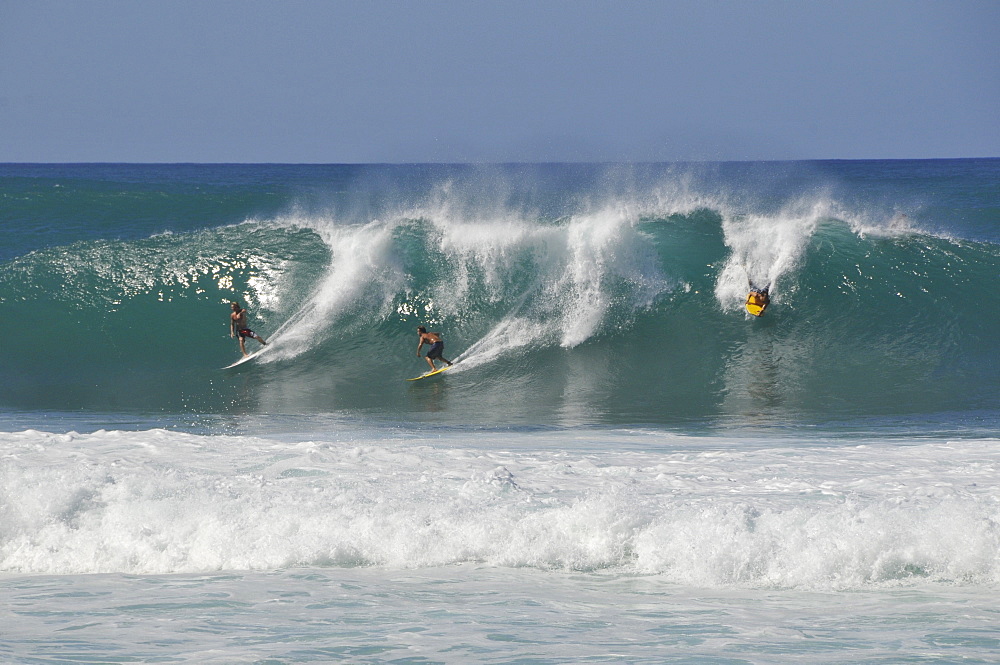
1, 161, 998, 662
2, 161, 998, 426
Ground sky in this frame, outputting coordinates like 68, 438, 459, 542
1, 0, 997, 163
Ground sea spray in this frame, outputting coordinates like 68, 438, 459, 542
1, 161, 997, 423
2, 162, 1000, 663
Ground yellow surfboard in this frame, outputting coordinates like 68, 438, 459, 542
745, 292, 769, 317
406, 365, 452, 381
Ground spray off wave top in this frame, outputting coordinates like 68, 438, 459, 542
1, 162, 997, 424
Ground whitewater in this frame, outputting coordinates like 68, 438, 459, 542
1, 160, 998, 663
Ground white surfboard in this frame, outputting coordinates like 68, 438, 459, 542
223, 350, 263, 369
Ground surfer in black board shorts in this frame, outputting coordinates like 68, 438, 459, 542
416, 326, 453, 372
230, 301, 267, 357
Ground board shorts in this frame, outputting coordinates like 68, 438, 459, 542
426, 341, 444, 359
238, 328, 260, 340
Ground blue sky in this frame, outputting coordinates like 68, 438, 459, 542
1, 0, 997, 163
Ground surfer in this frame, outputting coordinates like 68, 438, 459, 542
230, 301, 267, 357
746, 284, 771, 316
416, 326, 453, 372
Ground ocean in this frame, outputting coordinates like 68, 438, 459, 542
1, 160, 998, 663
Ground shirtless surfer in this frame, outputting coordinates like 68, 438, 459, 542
416, 326, 453, 372
745, 283, 771, 316
230, 301, 267, 357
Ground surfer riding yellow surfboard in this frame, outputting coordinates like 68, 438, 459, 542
745, 285, 770, 317
415, 326, 453, 374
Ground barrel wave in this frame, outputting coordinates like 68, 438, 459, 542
1, 162, 997, 426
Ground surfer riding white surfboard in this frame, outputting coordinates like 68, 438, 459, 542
230, 300, 267, 357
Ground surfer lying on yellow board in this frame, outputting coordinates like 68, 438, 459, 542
745, 284, 770, 317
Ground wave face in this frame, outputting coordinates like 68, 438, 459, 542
1, 161, 998, 425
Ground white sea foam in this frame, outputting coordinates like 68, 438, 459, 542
1, 428, 997, 590
235, 178, 929, 371
416, 200, 674, 363
714, 197, 831, 312
250, 194, 678, 369
251, 214, 405, 362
